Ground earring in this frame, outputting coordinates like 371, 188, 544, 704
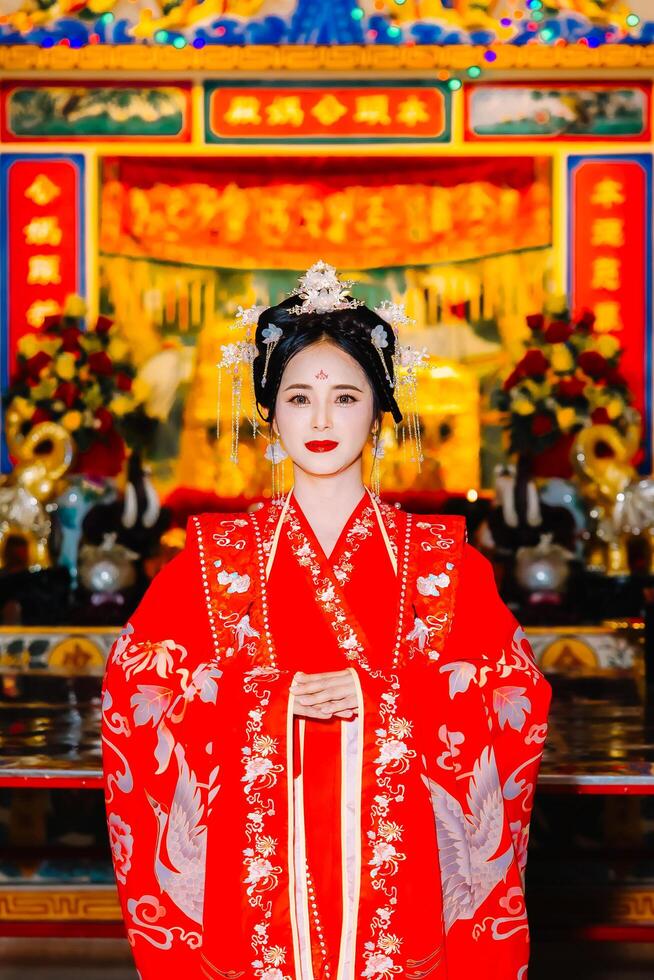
264, 428, 288, 503
371, 422, 384, 499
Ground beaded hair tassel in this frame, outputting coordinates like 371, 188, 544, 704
216, 306, 263, 463
219, 262, 429, 480
374, 300, 427, 469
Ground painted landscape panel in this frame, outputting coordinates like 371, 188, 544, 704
467, 84, 650, 141
2, 84, 191, 141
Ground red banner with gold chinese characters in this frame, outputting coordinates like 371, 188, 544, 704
3, 155, 85, 363
100, 156, 551, 271
1, 154, 86, 470
205, 82, 450, 143
569, 155, 652, 468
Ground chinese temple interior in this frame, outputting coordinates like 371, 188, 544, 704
2, 0, 654, 976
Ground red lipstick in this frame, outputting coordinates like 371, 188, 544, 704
305, 440, 339, 453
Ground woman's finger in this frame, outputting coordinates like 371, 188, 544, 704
298, 683, 355, 706
293, 703, 332, 720
317, 695, 358, 714
291, 669, 351, 693
297, 690, 332, 706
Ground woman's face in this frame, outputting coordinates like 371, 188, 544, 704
273, 340, 375, 478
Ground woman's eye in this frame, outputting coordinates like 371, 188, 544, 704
288, 393, 357, 405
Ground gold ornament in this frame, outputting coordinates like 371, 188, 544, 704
0, 419, 74, 570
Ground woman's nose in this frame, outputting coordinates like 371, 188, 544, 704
312, 402, 332, 430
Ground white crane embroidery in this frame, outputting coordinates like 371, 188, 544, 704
146, 743, 208, 924
421, 745, 513, 933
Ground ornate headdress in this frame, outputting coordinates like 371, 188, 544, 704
216, 261, 428, 471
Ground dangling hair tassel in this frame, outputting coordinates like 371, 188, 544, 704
261, 344, 273, 388
231, 368, 242, 465
371, 426, 384, 499
265, 433, 288, 504
378, 348, 391, 384
248, 365, 259, 439
216, 363, 222, 441
261, 325, 282, 388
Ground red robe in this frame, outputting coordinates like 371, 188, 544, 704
102, 492, 552, 979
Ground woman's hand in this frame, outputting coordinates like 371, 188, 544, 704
290, 669, 359, 720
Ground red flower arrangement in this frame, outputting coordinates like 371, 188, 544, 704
4, 295, 155, 477
492, 301, 636, 477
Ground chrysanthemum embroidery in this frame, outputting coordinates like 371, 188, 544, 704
114, 638, 188, 680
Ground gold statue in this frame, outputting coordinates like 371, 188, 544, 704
0, 417, 74, 570
572, 420, 640, 576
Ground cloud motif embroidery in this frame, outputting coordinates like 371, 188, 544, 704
217, 569, 251, 594
417, 571, 451, 597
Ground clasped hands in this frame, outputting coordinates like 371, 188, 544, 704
290, 669, 359, 720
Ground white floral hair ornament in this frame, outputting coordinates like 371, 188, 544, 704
289, 260, 364, 316
222, 260, 429, 469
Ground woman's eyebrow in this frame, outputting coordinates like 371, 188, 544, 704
282, 383, 363, 392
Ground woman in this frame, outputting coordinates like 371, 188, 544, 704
102, 265, 552, 979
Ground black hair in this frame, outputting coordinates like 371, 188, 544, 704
252, 295, 403, 426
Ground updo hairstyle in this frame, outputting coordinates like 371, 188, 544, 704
252, 295, 403, 426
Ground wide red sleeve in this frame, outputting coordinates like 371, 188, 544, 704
447, 543, 553, 882
101, 541, 217, 978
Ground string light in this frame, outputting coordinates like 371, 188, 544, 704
448, 79, 462, 91
30, 1, 647, 51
